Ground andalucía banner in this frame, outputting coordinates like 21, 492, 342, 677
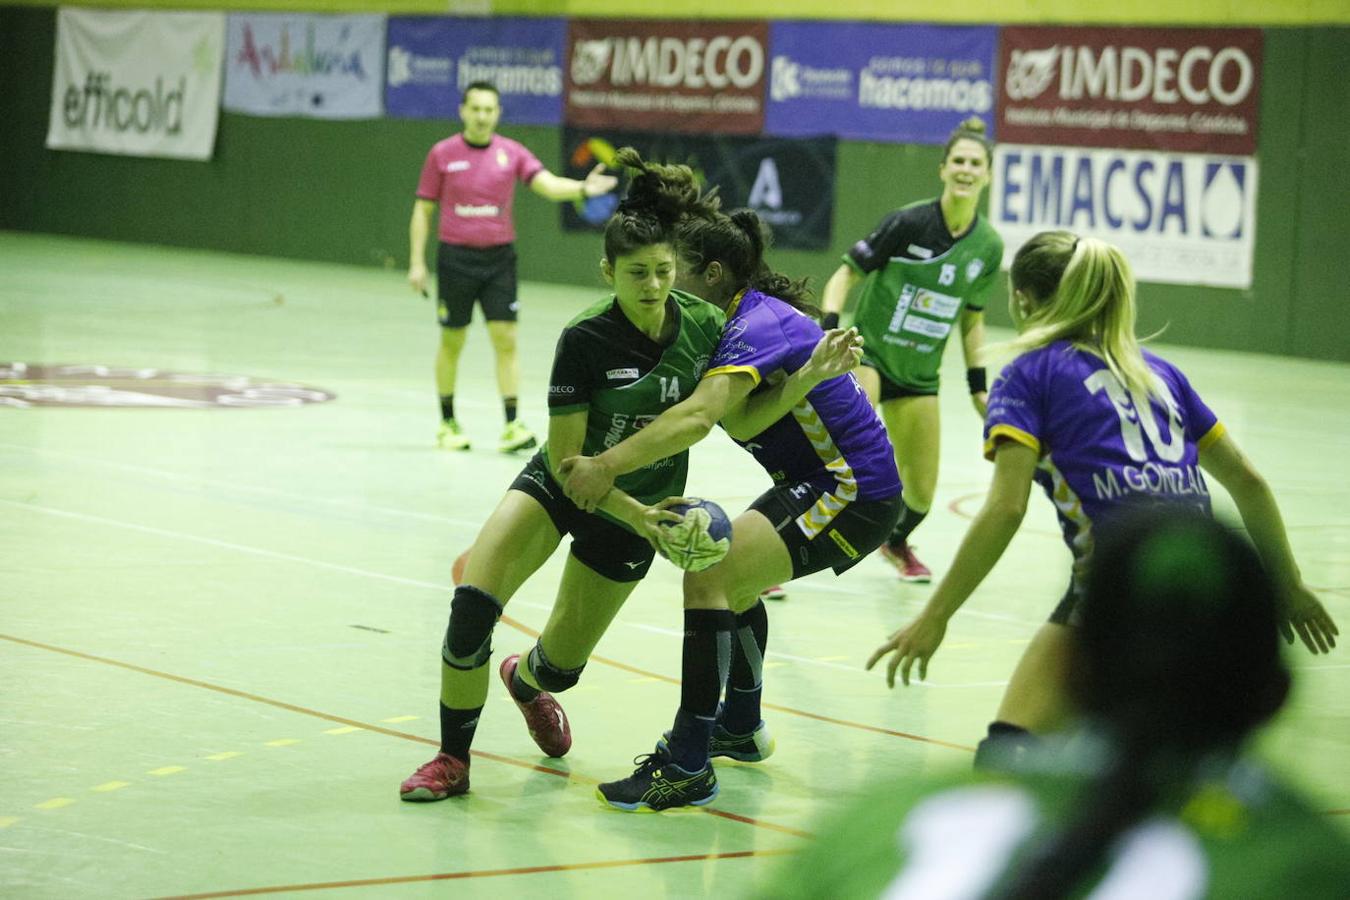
46, 9, 225, 161
224, 13, 385, 119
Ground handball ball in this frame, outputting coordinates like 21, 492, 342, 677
666, 499, 732, 542
657, 499, 733, 572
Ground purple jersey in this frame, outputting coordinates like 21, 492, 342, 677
415, 134, 544, 247
705, 290, 900, 536
985, 342, 1225, 583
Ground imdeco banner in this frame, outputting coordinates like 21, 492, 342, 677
47, 9, 225, 161
224, 13, 385, 119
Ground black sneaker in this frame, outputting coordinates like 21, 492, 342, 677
596, 746, 718, 812
658, 719, 774, 762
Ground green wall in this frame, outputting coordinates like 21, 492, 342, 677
3, 7, 1347, 361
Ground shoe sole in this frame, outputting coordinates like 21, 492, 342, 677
498, 437, 538, 453
399, 783, 467, 802
897, 572, 932, 583
594, 782, 719, 812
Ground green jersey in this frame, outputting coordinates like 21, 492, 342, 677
758, 738, 1350, 899
846, 198, 1004, 392
545, 289, 723, 521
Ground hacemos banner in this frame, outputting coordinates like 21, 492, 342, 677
47, 9, 225, 161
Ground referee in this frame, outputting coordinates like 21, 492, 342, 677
408, 81, 617, 452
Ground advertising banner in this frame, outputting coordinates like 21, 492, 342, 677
224, 13, 385, 119
998, 27, 1262, 154
386, 17, 565, 124
990, 144, 1257, 288
46, 9, 224, 161
561, 128, 835, 250
565, 20, 768, 135
766, 22, 997, 145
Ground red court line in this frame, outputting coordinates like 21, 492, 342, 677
502, 616, 975, 753
0, 633, 809, 838
152, 849, 796, 899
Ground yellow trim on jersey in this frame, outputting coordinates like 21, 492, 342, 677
704, 364, 761, 387
983, 424, 1042, 461
790, 401, 859, 539
723, 288, 749, 320
828, 529, 860, 560
1196, 421, 1227, 452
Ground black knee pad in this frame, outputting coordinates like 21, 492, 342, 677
526, 642, 585, 693
973, 720, 1038, 771
442, 586, 503, 671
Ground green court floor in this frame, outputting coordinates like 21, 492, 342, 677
2, 231, 1347, 898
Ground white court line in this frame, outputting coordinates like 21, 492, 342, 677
0, 442, 482, 530
1, 497, 1010, 686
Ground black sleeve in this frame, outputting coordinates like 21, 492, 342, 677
846, 209, 914, 274
547, 324, 596, 413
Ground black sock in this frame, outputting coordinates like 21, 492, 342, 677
888, 499, 928, 547
503, 397, 518, 424
439, 395, 455, 422
668, 608, 734, 770
973, 720, 1037, 771
722, 601, 768, 734
510, 666, 539, 702
438, 702, 482, 761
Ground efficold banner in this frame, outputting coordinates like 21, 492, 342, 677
225, 13, 385, 119
561, 128, 836, 250
990, 144, 1257, 288
766, 22, 996, 144
47, 9, 224, 161
566, 20, 768, 135
386, 17, 565, 124
999, 27, 1262, 155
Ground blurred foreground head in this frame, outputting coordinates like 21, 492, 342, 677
1073, 508, 1291, 751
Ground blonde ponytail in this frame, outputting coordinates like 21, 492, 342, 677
1008, 232, 1164, 403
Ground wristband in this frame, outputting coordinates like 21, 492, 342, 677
966, 367, 988, 394
821, 311, 840, 329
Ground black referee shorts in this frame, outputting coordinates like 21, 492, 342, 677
436, 242, 518, 328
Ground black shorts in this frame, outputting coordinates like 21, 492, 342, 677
436, 242, 518, 328
861, 361, 939, 401
509, 451, 655, 583
749, 478, 903, 579
1048, 581, 1083, 627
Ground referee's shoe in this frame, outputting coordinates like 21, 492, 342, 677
597, 745, 717, 812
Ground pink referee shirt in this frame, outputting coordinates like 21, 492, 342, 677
415, 134, 545, 248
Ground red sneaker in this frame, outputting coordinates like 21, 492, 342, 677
500, 654, 572, 758
880, 542, 932, 583
399, 752, 469, 801
759, 584, 787, 601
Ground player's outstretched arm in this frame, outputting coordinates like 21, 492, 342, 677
530, 165, 618, 203
723, 327, 864, 440
867, 441, 1036, 686
1200, 431, 1339, 653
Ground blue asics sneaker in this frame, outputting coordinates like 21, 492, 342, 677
596, 746, 718, 812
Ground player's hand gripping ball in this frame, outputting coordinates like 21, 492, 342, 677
655, 499, 732, 572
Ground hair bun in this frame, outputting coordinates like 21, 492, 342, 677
958, 116, 986, 135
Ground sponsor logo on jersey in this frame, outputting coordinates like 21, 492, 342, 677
446, 160, 471, 173
906, 243, 934, 259
966, 258, 986, 282
606, 367, 640, 380
912, 288, 962, 319
902, 317, 952, 339
496, 149, 509, 167
454, 203, 501, 217
549, 385, 576, 395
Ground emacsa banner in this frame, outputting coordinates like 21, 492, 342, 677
990, 144, 1257, 289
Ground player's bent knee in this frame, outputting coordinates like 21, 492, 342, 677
526, 642, 585, 693
443, 586, 504, 671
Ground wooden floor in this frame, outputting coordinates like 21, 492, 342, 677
2, 231, 1347, 898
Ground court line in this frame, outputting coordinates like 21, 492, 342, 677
0, 498, 976, 753
0, 632, 810, 839
150, 849, 797, 899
